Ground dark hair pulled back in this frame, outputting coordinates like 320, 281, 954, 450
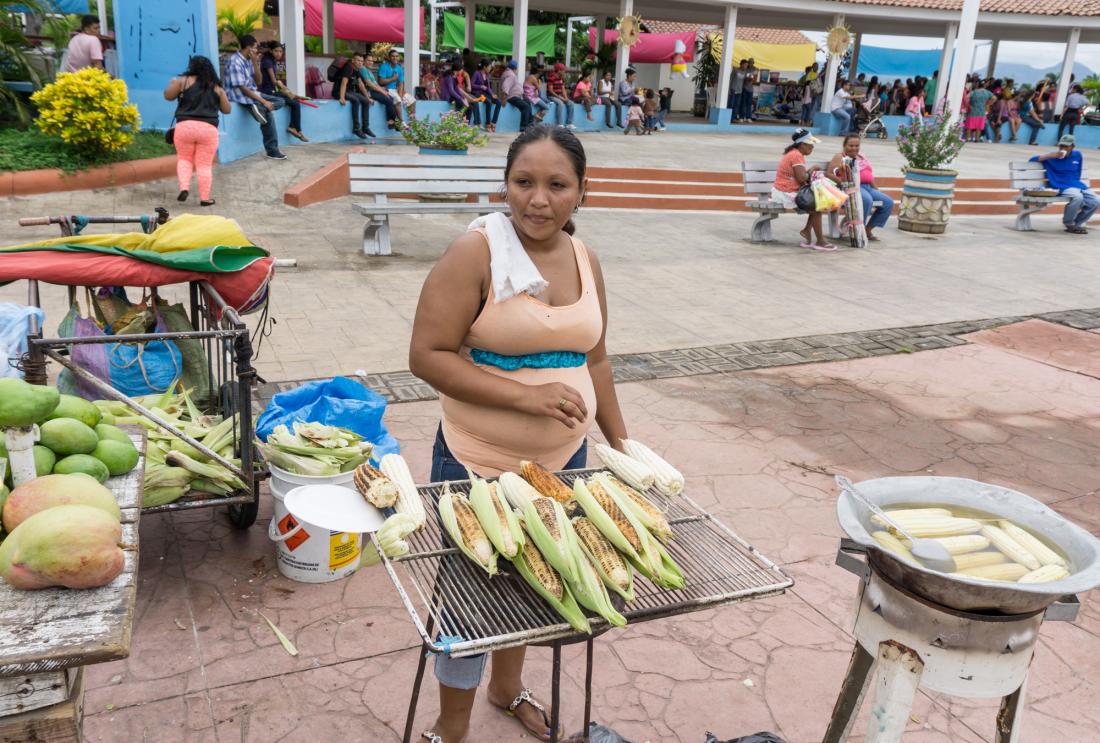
181, 55, 221, 92
504, 124, 587, 235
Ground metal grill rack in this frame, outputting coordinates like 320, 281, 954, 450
377, 468, 793, 743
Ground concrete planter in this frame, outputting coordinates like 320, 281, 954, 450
1, 155, 177, 198
418, 146, 467, 155
897, 167, 958, 235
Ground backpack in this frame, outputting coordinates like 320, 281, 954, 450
326, 56, 348, 84
810, 77, 824, 96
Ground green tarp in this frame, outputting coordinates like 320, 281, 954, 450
441, 12, 556, 57
0, 244, 269, 273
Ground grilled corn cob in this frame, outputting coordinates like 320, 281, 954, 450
621, 439, 684, 496
585, 479, 643, 554
573, 516, 634, 600
1018, 564, 1070, 584
498, 471, 541, 512
871, 531, 913, 561
510, 539, 590, 634
438, 484, 497, 575
469, 479, 523, 559
931, 535, 991, 555
594, 443, 655, 492
354, 463, 399, 508
980, 525, 1041, 571
520, 460, 577, 513
956, 562, 1030, 582
520, 495, 580, 584
951, 551, 1008, 571
571, 549, 627, 627
379, 453, 425, 528
998, 521, 1066, 567
606, 475, 673, 543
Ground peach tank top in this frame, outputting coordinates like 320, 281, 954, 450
440, 233, 602, 477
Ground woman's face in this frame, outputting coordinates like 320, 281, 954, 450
843, 138, 861, 157
506, 140, 584, 243
798, 142, 814, 156
272, 46, 284, 61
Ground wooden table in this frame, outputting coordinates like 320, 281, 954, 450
0, 429, 144, 742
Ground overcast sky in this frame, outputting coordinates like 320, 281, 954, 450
801, 31, 1099, 74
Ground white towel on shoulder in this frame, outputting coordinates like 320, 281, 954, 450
467, 212, 548, 303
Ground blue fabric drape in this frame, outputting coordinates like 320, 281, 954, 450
856, 46, 945, 81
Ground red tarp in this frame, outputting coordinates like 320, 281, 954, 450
0, 253, 274, 314
587, 29, 696, 64
304, 0, 424, 44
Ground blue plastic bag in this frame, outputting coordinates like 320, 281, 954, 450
256, 376, 400, 460
0, 304, 45, 378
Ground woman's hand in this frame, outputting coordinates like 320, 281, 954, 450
516, 383, 588, 429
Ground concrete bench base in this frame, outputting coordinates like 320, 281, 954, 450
1015, 195, 1071, 231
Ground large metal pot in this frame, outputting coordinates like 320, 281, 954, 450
836, 476, 1100, 614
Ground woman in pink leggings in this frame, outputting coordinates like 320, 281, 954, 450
164, 56, 230, 206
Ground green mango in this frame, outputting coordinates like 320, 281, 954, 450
91, 440, 139, 477
1, 446, 54, 488
95, 424, 132, 445
38, 418, 98, 456
44, 394, 102, 428
53, 454, 110, 483
0, 379, 59, 428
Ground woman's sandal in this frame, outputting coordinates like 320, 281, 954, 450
811, 242, 839, 251
287, 128, 309, 142
420, 732, 443, 743
499, 688, 560, 741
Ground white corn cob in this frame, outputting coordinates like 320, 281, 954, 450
998, 521, 1066, 567
879, 516, 983, 538
498, 471, 541, 512
621, 439, 684, 496
931, 535, 991, 555
879, 507, 954, 520
379, 453, 425, 529
951, 551, 1007, 571
871, 531, 913, 561
360, 513, 419, 566
981, 525, 1041, 571
1018, 564, 1070, 584
956, 562, 1030, 582
593, 443, 655, 492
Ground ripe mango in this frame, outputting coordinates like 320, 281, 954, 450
54, 454, 110, 483
0, 378, 59, 428
38, 418, 99, 456
0, 504, 124, 590
44, 394, 102, 428
2, 473, 120, 532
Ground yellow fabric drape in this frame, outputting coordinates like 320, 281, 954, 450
3, 214, 253, 254
216, 0, 264, 16
731, 40, 817, 73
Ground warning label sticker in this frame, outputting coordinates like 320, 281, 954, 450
329, 531, 360, 570
278, 513, 310, 551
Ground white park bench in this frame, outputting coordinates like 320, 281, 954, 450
1010, 160, 1092, 231
350, 153, 508, 256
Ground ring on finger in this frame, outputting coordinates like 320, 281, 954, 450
557, 398, 568, 410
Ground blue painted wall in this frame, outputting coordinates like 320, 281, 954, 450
114, 0, 219, 131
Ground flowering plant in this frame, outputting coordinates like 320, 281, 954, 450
32, 68, 140, 154
399, 110, 487, 150
896, 113, 965, 171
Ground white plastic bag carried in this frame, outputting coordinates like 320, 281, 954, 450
0, 303, 45, 378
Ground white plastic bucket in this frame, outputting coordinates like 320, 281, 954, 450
267, 465, 362, 583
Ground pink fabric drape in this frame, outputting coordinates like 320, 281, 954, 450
304, 0, 424, 43
587, 30, 696, 64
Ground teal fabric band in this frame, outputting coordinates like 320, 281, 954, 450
470, 348, 587, 370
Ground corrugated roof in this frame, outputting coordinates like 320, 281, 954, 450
819, 0, 1100, 15
643, 20, 814, 45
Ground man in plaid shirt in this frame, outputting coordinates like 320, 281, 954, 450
224, 35, 286, 159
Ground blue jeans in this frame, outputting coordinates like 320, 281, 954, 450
530, 97, 551, 116
549, 97, 573, 125
431, 425, 588, 689
1061, 188, 1100, 227
481, 93, 501, 125
861, 184, 894, 230
832, 107, 852, 134
239, 101, 279, 154
507, 96, 532, 129
739, 90, 754, 120
1023, 119, 1044, 145
261, 92, 301, 132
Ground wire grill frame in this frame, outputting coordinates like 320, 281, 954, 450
377, 468, 794, 658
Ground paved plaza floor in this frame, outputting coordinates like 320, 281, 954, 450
3, 131, 1100, 742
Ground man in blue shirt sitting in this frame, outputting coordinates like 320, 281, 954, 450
378, 49, 413, 121
1032, 134, 1098, 234
223, 34, 286, 160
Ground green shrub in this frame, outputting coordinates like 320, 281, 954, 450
32, 67, 140, 154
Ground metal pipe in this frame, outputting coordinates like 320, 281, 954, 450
550, 642, 562, 743
583, 637, 594, 740
142, 492, 254, 514
33, 330, 241, 344
39, 348, 246, 480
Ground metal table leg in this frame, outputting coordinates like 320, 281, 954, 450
549, 641, 562, 743
996, 676, 1029, 743
403, 612, 436, 743
823, 642, 876, 743
583, 638, 594, 741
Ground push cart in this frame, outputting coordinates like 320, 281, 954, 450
11, 211, 265, 528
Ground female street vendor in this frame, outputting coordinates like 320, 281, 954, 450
408, 125, 629, 742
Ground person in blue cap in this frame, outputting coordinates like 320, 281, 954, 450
501, 59, 533, 130
1032, 134, 1099, 234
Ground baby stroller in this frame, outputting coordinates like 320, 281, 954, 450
855, 97, 887, 139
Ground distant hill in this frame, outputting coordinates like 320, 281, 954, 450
991, 61, 1095, 85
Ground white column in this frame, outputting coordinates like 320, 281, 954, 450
280, 0, 306, 97
430, 3, 437, 62
404, 0, 420, 98
464, 0, 476, 48
986, 38, 999, 77
715, 5, 738, 110
944, 0, 979, 122
321, 0, 335, 54
821, 13, 844, 113
936, 22, 957, 110
1054, 27, 1081, 116
613, 0, 634, 87
850, 32, 862, 78
512, 0, 528, 80
97, 0, 109, 32
594, 15, 606, 74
